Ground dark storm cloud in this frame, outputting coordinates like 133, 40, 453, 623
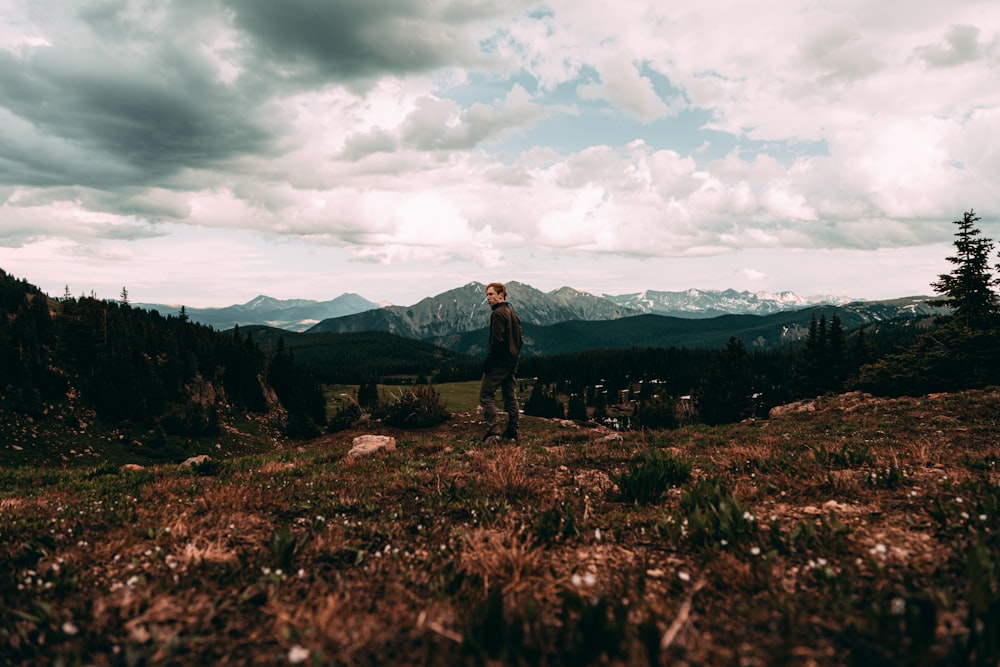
0, 43, 275, 189
225, 0, 494, 83
0, 0, 516, 198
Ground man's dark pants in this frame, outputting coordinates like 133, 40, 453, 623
480, 365, 519, 436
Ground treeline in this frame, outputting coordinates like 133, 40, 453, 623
518, 312, 911, 425
519, 210, 1000, 427
0, 271, 327, 439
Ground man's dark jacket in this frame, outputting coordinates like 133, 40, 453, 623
484, 301, 522, 371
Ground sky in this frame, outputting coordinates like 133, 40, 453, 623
0, 0, 998, 308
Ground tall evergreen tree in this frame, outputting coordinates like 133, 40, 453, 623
827, 314, 848, 388
567, 393, 588, 421
857, 210, 1000, 396
697, 337, 755, 425
930, 210, 999, 329
523, 383, 565, 419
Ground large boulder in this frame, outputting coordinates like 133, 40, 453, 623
348, 435, 397, 458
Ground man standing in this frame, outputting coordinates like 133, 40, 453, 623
480, 282, 523, 444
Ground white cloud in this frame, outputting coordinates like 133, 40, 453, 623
577, 52, 669, 121
0, 0, 997, 306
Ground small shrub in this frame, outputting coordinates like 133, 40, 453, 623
327, 400, 362, 433
161, 401, 220, 437
532, 502, 581, 545
770, 514, 852, 555
85, 462, 121, 479
964, 542, 1000, 664
567, 394, 588, 421
357, 380, 380, 409
478, 447, 540, 500
811, 443, 873, 468
191, 458, 222, 477
379, 386, 451, 428
611, 450, 692, 505
636, 395, 678, 430
866, 464, 908, 489
285, 413, 323, 439
678, 475, 757, 547
523, 383, 565, 419
269, 525, 305, 571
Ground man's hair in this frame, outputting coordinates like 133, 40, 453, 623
486, 282, 507, 298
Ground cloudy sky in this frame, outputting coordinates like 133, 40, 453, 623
1, 0, 997, 307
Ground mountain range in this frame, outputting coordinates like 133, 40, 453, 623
137, 283, 870, 334
136, 292, 381, 331
133, 282, 949, 359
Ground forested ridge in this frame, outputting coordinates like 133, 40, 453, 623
238, 325, 479, 384
0, 270, 328, 453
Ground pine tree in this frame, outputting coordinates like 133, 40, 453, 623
852, 325, 875, 370
857, 210, 1000, 395
930, 210, 999, 329
567, 394, 588, 421
524, 383, 565, 419
357, 379, 380, 409
696, 337, 755, 425
827, 314, 848, 388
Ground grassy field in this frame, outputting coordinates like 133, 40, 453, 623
325, 380, 492, 418
2, 389, 1000, 665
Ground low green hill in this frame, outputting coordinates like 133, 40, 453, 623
236, 326, 479, 383
432, 307, 937, 357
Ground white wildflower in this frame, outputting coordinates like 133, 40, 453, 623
288, 645, 310, 664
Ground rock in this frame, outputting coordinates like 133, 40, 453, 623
769, 400, 817, 419
180, 455, 211, 467
120, 464, 145, 472
348, 435, 397, 458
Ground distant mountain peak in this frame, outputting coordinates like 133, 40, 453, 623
141, 283, 870, 335
550, 286, 594, 298
603, 288, 853, 319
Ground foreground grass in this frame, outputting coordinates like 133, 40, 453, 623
2, 390, 1000, 666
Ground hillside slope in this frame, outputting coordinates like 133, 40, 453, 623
432, 306, 940, 357
2, 390, 998, 665
238, 326, 477, 383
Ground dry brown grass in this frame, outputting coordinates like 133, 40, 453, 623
458, 521, 546, 595
468, 444, 544, 500
3, 390, 1000, 666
